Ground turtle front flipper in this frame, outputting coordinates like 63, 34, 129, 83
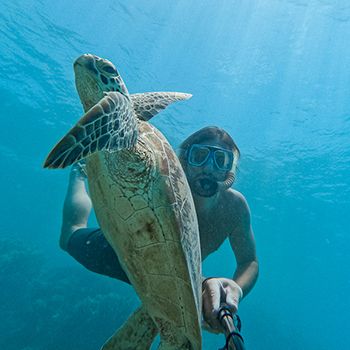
130, 92, 192, 121
43, 91, 137, 169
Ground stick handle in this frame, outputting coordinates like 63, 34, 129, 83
218, 306, 236, 350
218, 305, 245, 350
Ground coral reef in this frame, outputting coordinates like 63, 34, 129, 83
0, 239, 136, 350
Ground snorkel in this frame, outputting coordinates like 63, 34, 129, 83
217, 147, 239, 192
178, 126, 240, 197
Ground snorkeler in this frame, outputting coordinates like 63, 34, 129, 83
60, 125, 258, 345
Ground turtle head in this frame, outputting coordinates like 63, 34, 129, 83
74, 54, 129, 111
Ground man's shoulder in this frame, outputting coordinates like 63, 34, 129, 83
221, 189, 251, 228
224, 189, 249, 211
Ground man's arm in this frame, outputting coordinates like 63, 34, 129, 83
60, 163, 92, 251
202, 191, 258, 332
229, 191, 259, 297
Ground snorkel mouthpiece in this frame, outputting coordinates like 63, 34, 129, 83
193, 177, 219, 197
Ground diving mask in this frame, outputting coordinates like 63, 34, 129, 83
187, 144, 234, 171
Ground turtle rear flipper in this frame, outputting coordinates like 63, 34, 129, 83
43, 91, 137, 169
101, 306, 157, 350
131, 92, 192, 121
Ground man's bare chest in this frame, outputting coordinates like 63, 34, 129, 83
197, 214, 229, 260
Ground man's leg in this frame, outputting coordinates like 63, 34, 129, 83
60, 163, 92, 251
60, 164, 130, 282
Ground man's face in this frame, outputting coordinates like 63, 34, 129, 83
185, 138, 233, 197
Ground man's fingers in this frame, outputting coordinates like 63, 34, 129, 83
225, 291, 239, 313
203, 279, 221, 314
224, 280, 243, 313
202, 278, 243, 333
202, 279, 221, 330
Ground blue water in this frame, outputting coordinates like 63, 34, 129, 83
1, 0, 349, 349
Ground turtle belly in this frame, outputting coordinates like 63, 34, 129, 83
86, 123, 202, 349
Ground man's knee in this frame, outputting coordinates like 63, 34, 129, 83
65, 228, 130, 283
59, 224, 82, 251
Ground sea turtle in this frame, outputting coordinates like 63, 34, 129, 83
44, 54, 202, 349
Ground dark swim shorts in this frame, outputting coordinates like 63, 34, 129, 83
67, 227, 130, 284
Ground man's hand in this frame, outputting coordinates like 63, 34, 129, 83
202, 277, 243, 333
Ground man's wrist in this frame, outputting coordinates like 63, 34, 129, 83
231, 279, 243, 300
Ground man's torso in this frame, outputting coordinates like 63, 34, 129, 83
196, 189, 241, 260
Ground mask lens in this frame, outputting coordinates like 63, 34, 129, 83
214, 150, 233, 170
189, 145, 210, 166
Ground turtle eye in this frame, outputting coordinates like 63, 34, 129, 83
103, 65, 118, 75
